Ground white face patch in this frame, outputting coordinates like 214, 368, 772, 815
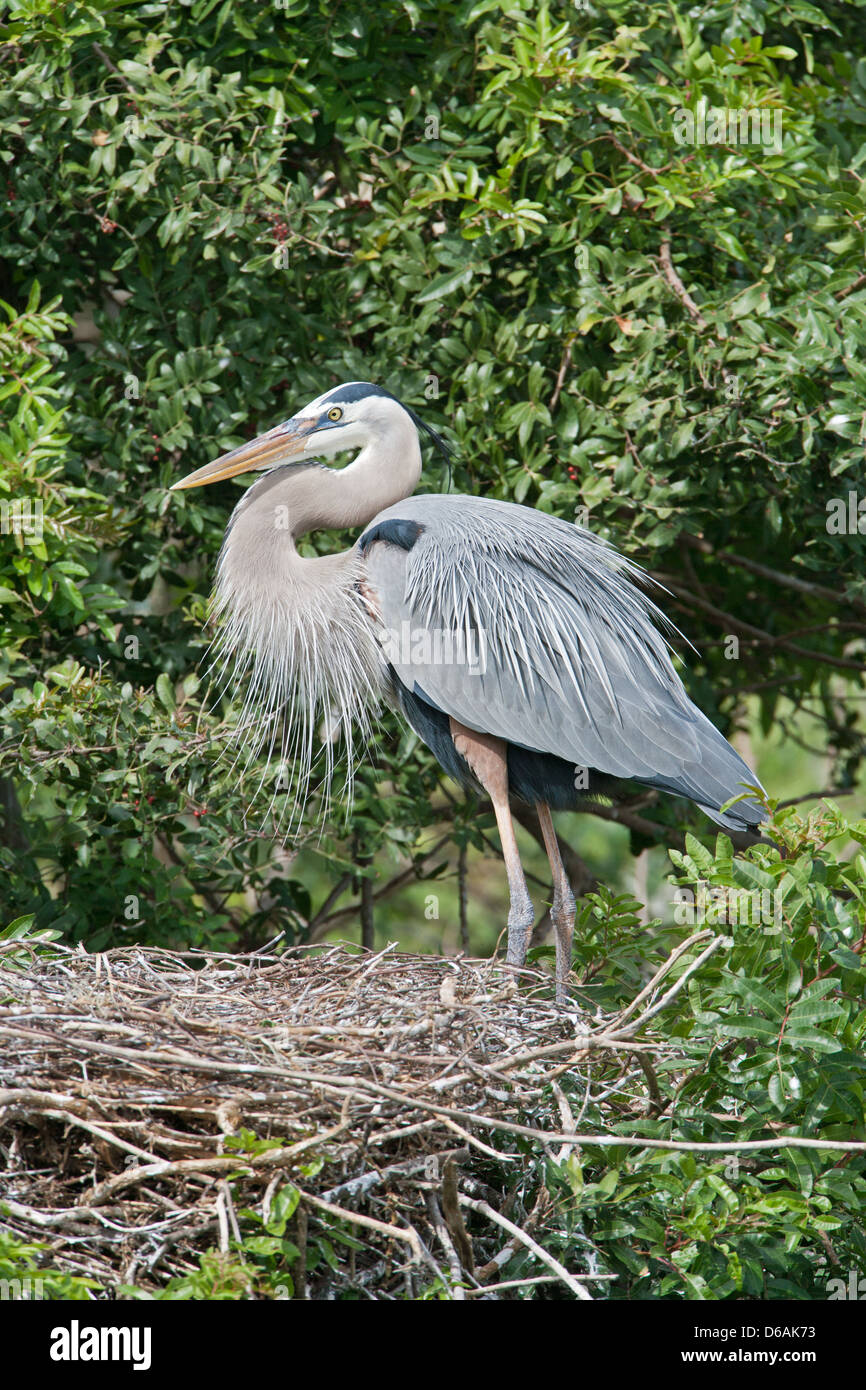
285, 389, 411, 462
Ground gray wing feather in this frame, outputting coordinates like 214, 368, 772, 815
361, 495, 764, 827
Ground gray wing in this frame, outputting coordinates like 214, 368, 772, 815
360, 495, 764, 828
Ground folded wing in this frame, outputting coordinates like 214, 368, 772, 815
360, 494, 764, 829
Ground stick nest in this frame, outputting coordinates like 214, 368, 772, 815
0, 937, 678, 1299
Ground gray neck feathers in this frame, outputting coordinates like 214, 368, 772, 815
208, 428, 421, 823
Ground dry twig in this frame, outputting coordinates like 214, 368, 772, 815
2, 939, 859, 1298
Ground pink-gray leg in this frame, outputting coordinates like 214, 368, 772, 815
536, 801, 576, 1004
449, 719, 535, 969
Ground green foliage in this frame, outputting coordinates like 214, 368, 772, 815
1, 0, 865, 1300
120, 1179, 356, 1301
102, 808, 863, 1303
0, 1229, 101, 1299
121, 1250, 273, 1302
1, 0, 865, 947
0, 913, 63, 973
503, 804, 866, 1300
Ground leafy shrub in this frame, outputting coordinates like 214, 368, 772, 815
0, 0, 864, 1300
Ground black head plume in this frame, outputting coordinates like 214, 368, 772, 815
381, 386, 454, 487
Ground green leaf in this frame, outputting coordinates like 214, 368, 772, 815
416, 266, 474, 302
155, 674, 175, 712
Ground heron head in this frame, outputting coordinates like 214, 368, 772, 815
170, 382, 445, 491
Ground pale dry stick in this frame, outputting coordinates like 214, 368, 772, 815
261, 1171, 284, 1227
340, 940, 399, 990
4, 1191, 195, 1241
319, 1148, 469, 1205
458, 1120, 866, 1156
299, 1190, 423, 1264
466, 1275, 559, 1296
440, 1048, 546, 1095
219, 1179, 242, 1244
440, 1115, 517, 1162
82, 1120, 352, 1207
33, 1017, 148, 1040
215, 1187, 229, 1254
551, 1080, 577, 1166
601, 930, 714, 1033
425, 1187, 466, 1301
91, 1209, 193, 1239
611, 934, 727, 1038
590, 1071, 649, 1105
100, 952, 117, 1003
82, 1156, 247, 1207
467, 1273, 618, 1296
366, 1117, 441, 1148
458, 1195, 592, 1301
473, 1188, 548, 1281
0, 1086, 117, 1116
0, 1198, 120, 1231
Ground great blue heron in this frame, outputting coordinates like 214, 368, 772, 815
172, 381, 765, 1000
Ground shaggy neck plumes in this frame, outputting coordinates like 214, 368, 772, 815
208, 425, 422, 823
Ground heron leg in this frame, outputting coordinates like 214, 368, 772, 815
536, 801, 576, 1004
449, 719, 534, 969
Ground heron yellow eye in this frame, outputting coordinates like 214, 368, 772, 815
328, 407, 343, 421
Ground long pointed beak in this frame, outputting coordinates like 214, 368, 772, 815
170, 417, 318, 490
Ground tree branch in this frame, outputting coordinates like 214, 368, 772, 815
658, 239, 708, 331
658, 578, 866, 673
678, 532, 866, 616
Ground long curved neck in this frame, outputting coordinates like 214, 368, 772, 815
210, 417, 421, 810
215, 416, 423, 618
306, 425, 423, 534
229, 417, 422, 550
